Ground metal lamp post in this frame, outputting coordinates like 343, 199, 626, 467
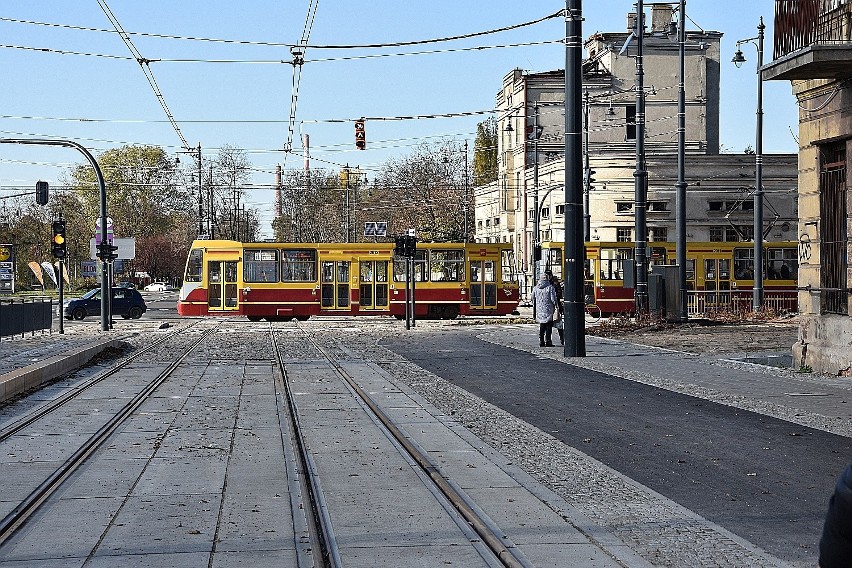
733, 17, 765, 311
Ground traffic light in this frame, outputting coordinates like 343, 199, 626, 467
533, 244, 542, 261
36, 181, 49, 206
355, 118, 366, 150
51, 220, 66, 259
584, 168, 596, 190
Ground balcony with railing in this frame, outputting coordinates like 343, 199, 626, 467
763, 0, 852, 80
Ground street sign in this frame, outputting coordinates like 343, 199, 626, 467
364, 221, 388, 237
94, 217, 114, 245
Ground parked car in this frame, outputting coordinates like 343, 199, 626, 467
144, 281, 168, 292
64, 287, 147, 320
117, 281, 136, 289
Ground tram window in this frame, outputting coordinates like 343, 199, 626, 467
649, 247, 668, 265
733, 248, 755, 279
719, 259, 730, 280
686, 259, 695, 281
394, 250, 428, 282
767, 247, 797, 280
501, 249, 515, 282
244, 249, 279, 283
281, 249, 317, 282
599, 248, 631, 280
429, 249, 464, 282
483, 260, 496, 282
185, 249, 203, 282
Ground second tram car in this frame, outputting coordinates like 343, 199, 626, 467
540, 241, 798, 315
178, 240, 520, 320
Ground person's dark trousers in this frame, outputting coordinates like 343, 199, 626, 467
820, 463, 852, 567
538, 321, 554, 346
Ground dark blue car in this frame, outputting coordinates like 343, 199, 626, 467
64, 287, 147, 320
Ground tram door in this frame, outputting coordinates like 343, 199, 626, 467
321, 261, 350, 309
469, 259, 497, 310
358, 260, 389, 311
208, 260, 239, 312
702, 257, 731, 306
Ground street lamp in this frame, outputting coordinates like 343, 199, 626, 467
733, 17, 765, 312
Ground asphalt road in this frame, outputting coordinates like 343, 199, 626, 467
381, 327, 852, 566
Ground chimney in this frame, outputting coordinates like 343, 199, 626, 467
650, 4, 673, 33
627, 12, 637, 33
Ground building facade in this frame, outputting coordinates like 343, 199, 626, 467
763, 0, 852, 374
475, 6, 798, 298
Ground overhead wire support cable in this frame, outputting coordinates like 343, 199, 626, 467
96, 0, 191, 150
0, 10, 562, 49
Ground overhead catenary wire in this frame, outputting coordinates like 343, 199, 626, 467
0, 10, 561, 50
96, 0, 191, 150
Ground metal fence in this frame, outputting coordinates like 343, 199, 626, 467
685, 290, 798, 317
0, 297, 53, 339
774, 0, 852, 59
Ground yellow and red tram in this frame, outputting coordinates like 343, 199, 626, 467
178, 240, 520, 320
541, 241, 799, 315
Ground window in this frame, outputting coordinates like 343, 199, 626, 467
767, 247, 798, 280
820, 141, 847, 314
649, 201, 669, 212
528, 208, 535, 221
616, 202, 633, 213
540, 207, 550, 219
556, 204, 565, 215
244, 249, 279, 283
493, 217, 500, 226
648, 227, 668, 242
281, 249, 317, 282
394, 249, 428, 282
184, 248, 203, 282
733, 248, 755, 280
708, 200, 724, 211
485, 219, 491, 227
501, 249, 516, 282
616, 227, 632, 242
709, 227, 723, 242
429, 249, 465, 282
599, 247, 633, 280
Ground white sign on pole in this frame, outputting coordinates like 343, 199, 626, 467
89, 237, 136, 260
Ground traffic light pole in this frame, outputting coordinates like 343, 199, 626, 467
0, 138, 111, 331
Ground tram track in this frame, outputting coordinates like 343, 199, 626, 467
0, 322, 201, 443
281, 321, 531, 568
0, 322, 220, 546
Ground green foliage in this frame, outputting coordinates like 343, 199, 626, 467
473, 117, 498, 186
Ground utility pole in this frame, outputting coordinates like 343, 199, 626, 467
634, 0, 649, 314
564, 0, 586, 357
676, 0, 689, 322
464, 139, 469, 243
583, 91, 591, 242
533, 101, 540, 284
196, 143, 203, 236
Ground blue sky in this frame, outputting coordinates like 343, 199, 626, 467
0, 1, 797, 238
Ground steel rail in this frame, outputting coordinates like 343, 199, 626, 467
0, 322, 200, 442
270, 326, 342, 568
0, 323, 219, 545
296, 323, 531, 568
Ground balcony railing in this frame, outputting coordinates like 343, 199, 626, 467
775, 0, 852, 59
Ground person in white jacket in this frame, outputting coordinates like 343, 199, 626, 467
532, 275, 557, 347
